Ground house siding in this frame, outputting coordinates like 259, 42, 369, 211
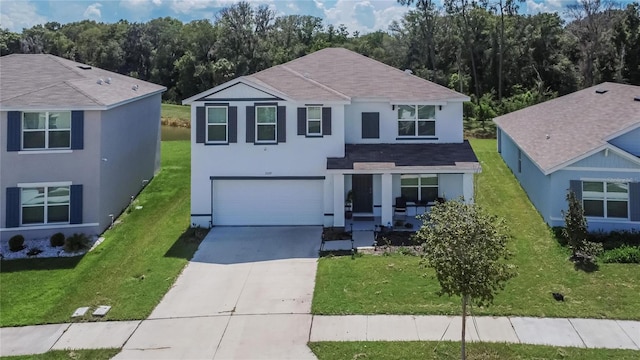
570, 149, 640, 169
549, 168, 640, 232
190, 100, 345, 227
609, 127, 640, 156
98, 93, 162, 233
344, 102, 463, 144
498, 131, 551, 224
0, 110, 102, 241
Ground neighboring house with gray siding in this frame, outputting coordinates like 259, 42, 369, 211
0, 54, 165, 243
494, 83, 640, 232
185, 48, 480, 228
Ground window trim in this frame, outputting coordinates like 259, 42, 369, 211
396, 105, 436, 138
22, 111, 72, 150
400, 174, 439, 204
19, 183, 71, 226
205, 106, 228, 144
306, 106, 322, 136
255, 105, 277, 144
582, 180, 629, 219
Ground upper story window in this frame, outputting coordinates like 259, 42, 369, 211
306, 106, 322, 136
207, 106, 228, 143
583, 181, 629, 219
256, 105, 277, 143
401, 174, 438, 203
23, 111, 71, 149
397, 105, 435, 137
21, 186, 70, 225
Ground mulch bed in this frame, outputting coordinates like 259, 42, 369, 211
375, 230, 418, 246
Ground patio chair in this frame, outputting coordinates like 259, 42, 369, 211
394, 196, 407, 219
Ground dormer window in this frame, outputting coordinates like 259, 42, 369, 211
397, 105, 435, 137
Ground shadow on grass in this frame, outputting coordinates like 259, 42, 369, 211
164, 226, 209, 260
0, 255, 83, 273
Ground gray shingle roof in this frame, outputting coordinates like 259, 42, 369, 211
327, 142, 479, 170
493, 82, 640, 174
0, 54, 165, 110
248, 48, 468, 102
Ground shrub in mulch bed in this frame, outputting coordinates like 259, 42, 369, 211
322, 227, 351, 240
376, 231, 419, 247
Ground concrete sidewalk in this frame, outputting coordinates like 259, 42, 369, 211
1, 315, 638, 358
311, 315, 640, 350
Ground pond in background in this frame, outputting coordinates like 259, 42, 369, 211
162, 125, 190, 141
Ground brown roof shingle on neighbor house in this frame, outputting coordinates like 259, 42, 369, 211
493, 82, 640, 174
248, 47, 468, 102
0, 54, 165, 110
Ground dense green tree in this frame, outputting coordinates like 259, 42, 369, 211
2, 1, 637, 104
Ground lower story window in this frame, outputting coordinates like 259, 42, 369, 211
21, 186, 70, 224
583, 181, 628, 219
401, 174, 438, 203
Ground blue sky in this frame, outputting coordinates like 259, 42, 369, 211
0, 0, 629, 33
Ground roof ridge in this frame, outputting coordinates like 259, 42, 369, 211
64, 80, 104, 106
279, 64, 350, 100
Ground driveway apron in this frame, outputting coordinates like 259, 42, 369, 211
115, 226, 321, 360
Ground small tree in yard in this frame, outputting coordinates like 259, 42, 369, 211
415, 199, 516, 360
562, 191, 603, 267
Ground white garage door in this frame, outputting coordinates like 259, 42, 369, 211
213, 179, 324, 225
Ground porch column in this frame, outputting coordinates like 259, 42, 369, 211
463, 173, 474, 203
381, 173, 393, 226
333, 173, 345, 227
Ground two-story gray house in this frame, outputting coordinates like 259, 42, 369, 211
0, 54, 165, 243
184, 48, 480, 228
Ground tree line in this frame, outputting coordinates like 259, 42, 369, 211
1, 0, 638, 127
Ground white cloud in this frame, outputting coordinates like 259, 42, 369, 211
287, 2, 299, 12
319, 0, 408, 34
83, 3, 103, 19
0, 0, 48, 31
525, 0, 564, 14
170, 0, 274, 14
120, 0, 163, 10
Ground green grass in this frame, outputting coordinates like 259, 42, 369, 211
2, 349, 119, 360
161, 103, 190, 124
312, 139, 640, 319
0, 141, 201, 327
309, 341, 640, 360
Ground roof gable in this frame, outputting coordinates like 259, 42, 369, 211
196, 81, 282, 102
494, 82, 640, 174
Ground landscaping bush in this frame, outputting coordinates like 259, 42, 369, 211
8, 235, 25, 252
600, 246, 640, 264
64, 233, 91, 252
50, 232, 65, 247
554, 227, 640, 250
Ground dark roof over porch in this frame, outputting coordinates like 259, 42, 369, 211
327, 141, 479, 170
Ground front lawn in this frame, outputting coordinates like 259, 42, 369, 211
312, 139, 640, 319
0, 141, 201, 327
309, 341, 640, 360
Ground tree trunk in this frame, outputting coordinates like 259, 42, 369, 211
461, 295, 468, 360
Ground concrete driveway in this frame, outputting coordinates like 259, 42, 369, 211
115, 226, 321, 360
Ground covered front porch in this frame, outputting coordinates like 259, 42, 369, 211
324, 142, 481, 228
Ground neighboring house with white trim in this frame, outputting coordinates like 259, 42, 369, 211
0, 54, 165, 242
184, 48, 480, 228
494, 82, 640, 232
